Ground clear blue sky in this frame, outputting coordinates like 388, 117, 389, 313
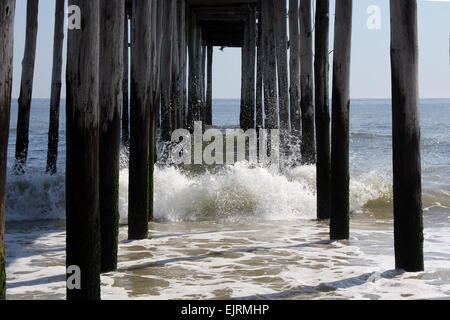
11, 0, 450, 99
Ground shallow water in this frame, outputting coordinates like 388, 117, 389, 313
5, 216, 450, 300
4, 99, 450, 300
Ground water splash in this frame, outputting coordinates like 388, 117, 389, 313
6, 157, 393, 223
119, 162, 392, 223
6, 170, 66, 221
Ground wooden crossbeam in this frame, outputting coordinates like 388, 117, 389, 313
193, 4, 254, 22
196, 12, 249, 22
200, 20, 245, 47
189, 0, 257, 6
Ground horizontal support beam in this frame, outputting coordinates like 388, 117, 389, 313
204, 41, 243, 48
203, 32, 244, 42
196, 13, 249, 22
200, 20, 247, 48
193, 4, 255, 22
198, 20, 245, 31
189, 0, 257, 6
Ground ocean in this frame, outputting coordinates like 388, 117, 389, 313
4, 98, 450, 299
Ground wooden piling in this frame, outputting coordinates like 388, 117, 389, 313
187, 11, 203, 131
66, 0, 101, 300
170, 0, 181, 130
196, 29, 205, 126
46, 0, 65, 175
147, 0, 157, 223
178, 0, 187, 128
261, 0, 278, 130
240, 25, 249, 131
390, 0, 424, 272
0, 0, 15, 300
289, 0, 301, 135
122, 7, 130, 147
330, 0, 352, 240
275, 0, 289, 132
160, 0, 174, 141
240, 8, 256, 131
299, 0, 316, 164
206, 45, 213, 126
201, 43, 207, 118
249, 7, 256, 131
255, 0, 263, 130
15, 0, 39, 173
128, 0, 152, 240
149, 0, 164, 222
187, 10, 195, 130
99, 0, 124, 273
315, 0, 331, 220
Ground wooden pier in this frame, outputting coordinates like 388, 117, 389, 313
0, 0, 425, 300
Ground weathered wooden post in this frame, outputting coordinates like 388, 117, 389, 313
128, 0, 152, 240
99, 0, 124, 273
15, 0, 39, 173
122, 4, 130, 147
0, 0, 15, 300
197, 28, 205, 125
147, 0, 157, 222
46, 0, 65, 175
255, 0, 263, 131
201, 43, 207, 119
315, 0, 331, 220
330, 0, 352, 240
206, 45, 213, 126
240, 8, 256, 131
66, 0, 101, 300
187, 11, 204, 131
149, 0, 164, 222
261, 0, 278, 131
178, 0, 187, 128
274, 0, 289, 133
299, 0, 315, 164
170, 0, 180, 130
390, 0, 424, 272
160, 0, 174, 141
240, 22, 249, 130
289, 0, 301, 136
250, 7, 256, 131
187, 9, 198, 131
155, 0, 163, 130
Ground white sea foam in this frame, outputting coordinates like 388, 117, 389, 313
4, 99, 449, 299
118, 163, 392, 223
5, 171, 66, 221
7, 163, 392, 223
5, 221, 450, 300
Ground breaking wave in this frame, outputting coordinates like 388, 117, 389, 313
4, 160, 393, 222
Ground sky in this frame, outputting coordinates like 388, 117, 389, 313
10, 0, 450, 100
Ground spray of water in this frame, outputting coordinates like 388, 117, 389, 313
6, 145, 393, 222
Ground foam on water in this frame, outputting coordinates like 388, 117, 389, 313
3, 99, 450, 299
5, 98, 449, 225
6, 161, 393, 223
149, 164, 393, 222
6, 171, 65, 221
5, 220, 450, 300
